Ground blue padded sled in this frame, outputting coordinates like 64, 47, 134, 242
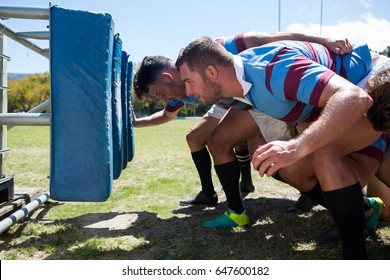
111, 34, 123, 180
127, 61, 135, 162
50, 6, 114, 201
120, 51, 130, 169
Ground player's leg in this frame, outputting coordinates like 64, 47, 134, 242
180, 107, 222, 205
306, 119, 381, 259
365, 143, 390, 221
309, 152, 385, 244
366, 176, 390, 220
376, 141, 390, 187
203, 108, 261, 227
234, 141, 255, 193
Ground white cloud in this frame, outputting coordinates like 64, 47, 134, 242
286, 13, 390, 52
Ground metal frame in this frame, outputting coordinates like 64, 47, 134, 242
0, 32, 8, 179
0, 18, 49, 58
0, 5, 50, 124
0, 5, 50, 206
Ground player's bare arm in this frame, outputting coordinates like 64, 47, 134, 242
133, 108, 180, 128
243, 31, 352, 55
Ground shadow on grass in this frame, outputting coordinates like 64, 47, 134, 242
1, 197, 389, 260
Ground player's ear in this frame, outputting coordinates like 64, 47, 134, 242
160, 72, 174, 81
206, 65, 218, 80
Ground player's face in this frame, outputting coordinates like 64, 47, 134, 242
147, 78, 186, 102
179, 62, 221, 106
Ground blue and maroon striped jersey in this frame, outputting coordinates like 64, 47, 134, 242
238, 40, 372, 123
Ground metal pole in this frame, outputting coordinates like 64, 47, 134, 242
0, 112, 50, 126
0, 192, 50, 235
0, 6, 49, 20
278, 0, 281, 31
0, 19, 49, 59
0, 33, 7, 178
26, 99, 50, 113
7, 99, 51, 130
320, 0, 323, 35
18, 31, 49, 40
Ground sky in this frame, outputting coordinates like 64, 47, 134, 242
1, 0, 390, 73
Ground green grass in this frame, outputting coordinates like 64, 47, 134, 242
0, 121, 389, 260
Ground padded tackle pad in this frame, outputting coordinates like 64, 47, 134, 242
112, 34, 123, 180
120, 51, 130, 169
127, 61, 135, 162
50, 6, 114, 201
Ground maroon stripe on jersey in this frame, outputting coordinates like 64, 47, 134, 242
279, 102, 306, 123
215, 101, 231, 110
355, 145, 383, 162
265, 48, 290, 94
283, 56, 311, 100
234, 34, 246, 53
304, 42, 337, 73
308, 70, 335, 106
242, 104, 253, 110
325, 48, 336, 72
165, 102, 184, 112
219, 99, 252, 110
303, 42, 319, 62
305, 107, 322, 122
327, 52, 337, 72
221, 100, 240, 106
339, 59, 347, 79
383, 134, 390, 144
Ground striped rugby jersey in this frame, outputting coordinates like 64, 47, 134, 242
237, 40, 372, 123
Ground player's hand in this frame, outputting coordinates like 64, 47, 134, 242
252, 140, 301, 177
325, 38, 353, 55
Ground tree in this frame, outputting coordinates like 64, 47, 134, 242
7, 72, 50, 112
380, 46, 390, 57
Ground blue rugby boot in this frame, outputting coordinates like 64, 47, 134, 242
365, 197, 385, 232
202, 209, 249, 228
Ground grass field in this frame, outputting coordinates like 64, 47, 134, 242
0, 121, 389, 260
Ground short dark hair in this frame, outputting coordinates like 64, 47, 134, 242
175, 36, 233, 75
366, 68, 390, 132
133, 56, 172, 99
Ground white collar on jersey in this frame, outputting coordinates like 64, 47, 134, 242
232, 54, 252, 105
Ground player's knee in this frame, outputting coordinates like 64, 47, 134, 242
278, 167, 317, 191
186, 129, 205, 149
307, 148, 336, 171
207, 133, 233, 154
185, 129, 196, 145
377, 168, 390, 187
234, 142, 249, 153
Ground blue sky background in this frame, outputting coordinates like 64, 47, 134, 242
2, 0, 390, 73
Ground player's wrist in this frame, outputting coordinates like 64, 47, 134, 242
290, 138, 310, 160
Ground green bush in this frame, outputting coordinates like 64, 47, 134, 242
8, 72, 50, 112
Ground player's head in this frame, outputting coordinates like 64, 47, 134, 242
175, 36, 232, 76
366, 68, 390, 133
133, 56, 186, 102
175, 36, 232, 106
133, 56, 170, 100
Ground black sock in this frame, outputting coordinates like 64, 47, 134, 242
306, 183, 372, 213
214, 160, 244, 214
322, 183, 367, 260
362, 195, 371, 211
191, 148, 215, 195
235, 149, 252, 185
302, 182, 326, 208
